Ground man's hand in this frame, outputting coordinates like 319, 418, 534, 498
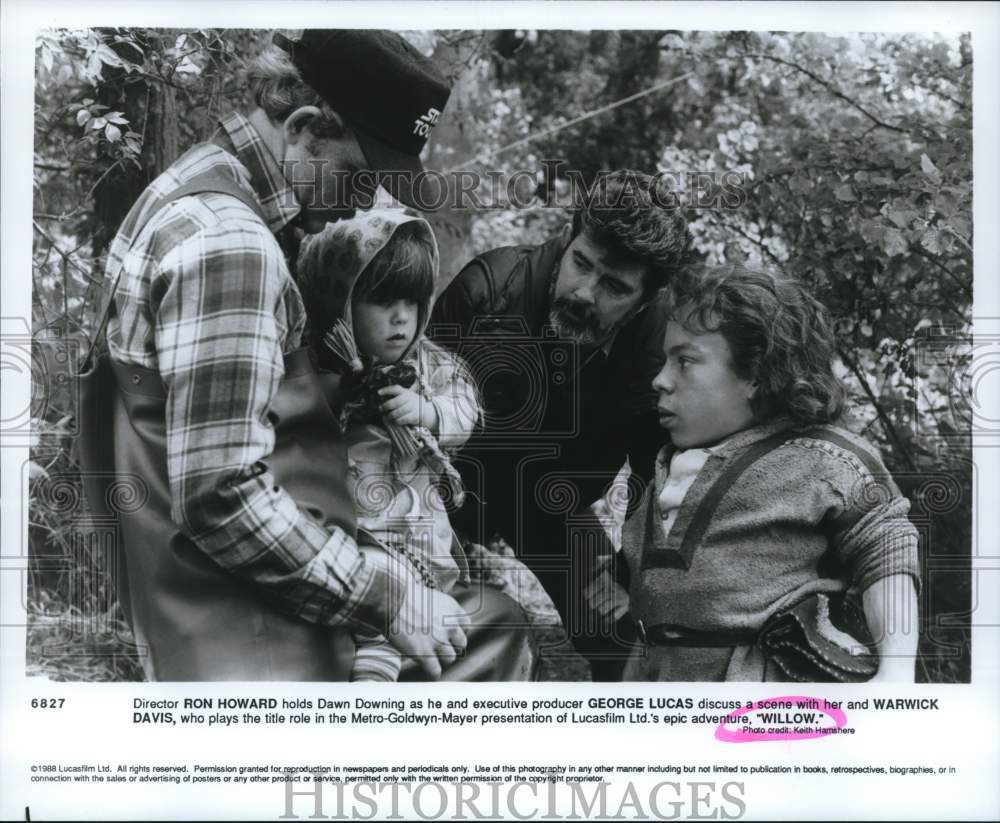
385, 585, 470, 680
379, 385, 438, 430
583, 566, 630, 622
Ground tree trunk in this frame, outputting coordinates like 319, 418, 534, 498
149, 81, 180, 175
91, 78, 148, 257
423, 34, 485, 293
91, 25, 181, 259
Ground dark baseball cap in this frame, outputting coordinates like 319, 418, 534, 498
273, 29, 451, 209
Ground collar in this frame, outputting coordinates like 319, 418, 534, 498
214, 112, 301, 235
598, 328, 619, 357
583, 302, 645, 362
654, 416, 801, 474
597, 294, 656, 356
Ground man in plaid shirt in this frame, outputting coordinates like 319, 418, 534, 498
96, 31, 484, 680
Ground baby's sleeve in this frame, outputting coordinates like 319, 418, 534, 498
421, 341, 482, 449
351, 634, 403, 682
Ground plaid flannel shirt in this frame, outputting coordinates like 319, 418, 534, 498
104, 112, 403, 635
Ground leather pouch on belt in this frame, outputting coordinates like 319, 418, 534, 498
758, 592, 878, 683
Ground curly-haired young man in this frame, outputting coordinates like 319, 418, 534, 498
431, 170, 692, 680
619, 264, 920, 681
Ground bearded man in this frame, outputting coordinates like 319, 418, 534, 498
431, 171, 692, 680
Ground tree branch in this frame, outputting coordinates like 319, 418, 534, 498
944, 227, 973, 255
837, 346, 917, 471
32, 221, 102, 286
910, 246, 972, 301
742, 51, 908, 134
722, 218, 784, 267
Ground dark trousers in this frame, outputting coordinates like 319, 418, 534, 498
525, 550, 639, 682
400, 582, 539, 681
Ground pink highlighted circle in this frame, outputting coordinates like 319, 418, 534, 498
714, 695, 847, 743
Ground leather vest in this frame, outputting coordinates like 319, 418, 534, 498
76, 173, 356, 680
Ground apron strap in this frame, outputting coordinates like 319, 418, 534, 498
81, 172, 268, 371
678, 427, 890, 566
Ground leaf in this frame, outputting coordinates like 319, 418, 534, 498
40, 42, 54, 72
920, 229, 943, 254
859, 220, 883, 244
887, 209, 918, 229
788, 175, 812, 195
76, 109, 91, 127
96, 43, 126, 68
86, 53, 103, 80
106, 112, 129, 125
88, 117, 107, 130
27, 461, 49, 483
934, 188, 960, 217
882, 228, 908, 257
950, 215, 972, 239
834, 183, 856, 202
174, 56, 203, 78
920, 152, 942, 184
105, 123, 121, 142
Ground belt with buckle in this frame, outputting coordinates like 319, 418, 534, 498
635, 619, 757, 648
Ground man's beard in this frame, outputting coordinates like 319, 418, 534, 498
548, 297, 610, 347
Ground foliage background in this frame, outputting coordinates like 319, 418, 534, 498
28, 29, 972, 682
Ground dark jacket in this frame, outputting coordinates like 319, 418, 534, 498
430, 236, 669, 556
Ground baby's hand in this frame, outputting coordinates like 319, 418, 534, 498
379, 384, 438, 430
